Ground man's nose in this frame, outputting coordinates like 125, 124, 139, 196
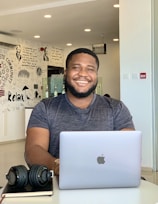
78, 67, 88, 76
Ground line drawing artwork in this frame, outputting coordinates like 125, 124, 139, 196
16, 45, 22, 61
18, 70, 30, 78
0, 58, 14, 89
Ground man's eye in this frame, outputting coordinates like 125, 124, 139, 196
87, 67, 96, 72
88, 67, 94, 71
72, 66, 80, 70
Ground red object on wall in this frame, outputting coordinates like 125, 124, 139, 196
40, 47, 44, 51
140, 72, 146, 79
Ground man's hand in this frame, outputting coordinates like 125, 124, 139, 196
54, 159, 60, 175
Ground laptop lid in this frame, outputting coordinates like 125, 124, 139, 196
59, 131, 142, 189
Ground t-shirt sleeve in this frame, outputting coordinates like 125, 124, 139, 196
27, 101, 49, 130
113, 101, 135, 130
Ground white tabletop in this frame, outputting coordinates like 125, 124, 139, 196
1, 177, 158, 204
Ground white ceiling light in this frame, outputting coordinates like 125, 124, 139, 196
113, 38, 119, 42
66, 43, 72, 46
44, 14, 52, 18
113, 4, 119, 8
84, 28, 91, 32
34, 35, 40, 39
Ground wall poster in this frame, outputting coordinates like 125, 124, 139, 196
0, 40, 64, 114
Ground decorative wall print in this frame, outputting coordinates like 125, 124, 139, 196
50, 47, 64, 67
18, 69, 30, 78
21, 47, 38, 68
36, 67, 42, 76
0, 89, 5, 97
0, 56, 14, 87
0, 39, 64, 114
8, 85, 30, 102
40, 47, 49, 61
15, 45, 22, 61
33, 84, 41, 99
22, 85, 30, 100
39, 46, 63, 67
34, 84, 38, 89
8, 90, 24, 102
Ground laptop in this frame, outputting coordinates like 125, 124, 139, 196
59, 131, 142, 189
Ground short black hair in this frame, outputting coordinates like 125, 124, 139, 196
66, 48, 99, 69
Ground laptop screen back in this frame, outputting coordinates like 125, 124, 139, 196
59, 131, 142, 189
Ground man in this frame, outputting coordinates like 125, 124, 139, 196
25, 48, 135, 175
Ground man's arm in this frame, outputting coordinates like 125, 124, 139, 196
121, 127, 135, 131
25, 127, 59, 175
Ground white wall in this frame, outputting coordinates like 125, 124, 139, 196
120, 0, 153, 169
153, 0, 158, 170
98, 43, 120, 99
0, 110, 25, 142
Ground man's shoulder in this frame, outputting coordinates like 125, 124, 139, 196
95, 94, 122, 107
41, 94, 65, 106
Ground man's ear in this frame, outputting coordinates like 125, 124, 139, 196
63, 70, 66, 80
63, 70, 67, 92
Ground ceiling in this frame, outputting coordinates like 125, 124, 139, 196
0, 0, 119, 49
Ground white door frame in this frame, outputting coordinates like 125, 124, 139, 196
152, 0, 158, 171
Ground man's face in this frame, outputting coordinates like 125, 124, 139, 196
65, 53, 98, 98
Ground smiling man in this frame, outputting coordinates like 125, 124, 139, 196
25, 48, 135, 175
64, 48, 99, 108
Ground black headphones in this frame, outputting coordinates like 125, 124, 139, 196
6, 165, 52, 188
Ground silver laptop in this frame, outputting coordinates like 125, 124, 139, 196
59, 131, 142, 189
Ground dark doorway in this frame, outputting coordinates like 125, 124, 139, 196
47, 66, 64, 77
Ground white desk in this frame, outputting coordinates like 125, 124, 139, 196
1, 177, 158, 204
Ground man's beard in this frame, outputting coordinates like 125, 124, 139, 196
64, 78, 98, 98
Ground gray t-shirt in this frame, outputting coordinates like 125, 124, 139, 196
27, 94, 134, 157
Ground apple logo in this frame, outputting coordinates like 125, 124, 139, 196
97, 155, 105, 164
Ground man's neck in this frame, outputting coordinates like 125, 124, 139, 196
66, 92, 95, 109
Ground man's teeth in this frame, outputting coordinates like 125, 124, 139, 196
76, 81, 88, 84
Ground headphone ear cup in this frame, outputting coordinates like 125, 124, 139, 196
6, 165, 28, 188
29, 165, 52, 188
